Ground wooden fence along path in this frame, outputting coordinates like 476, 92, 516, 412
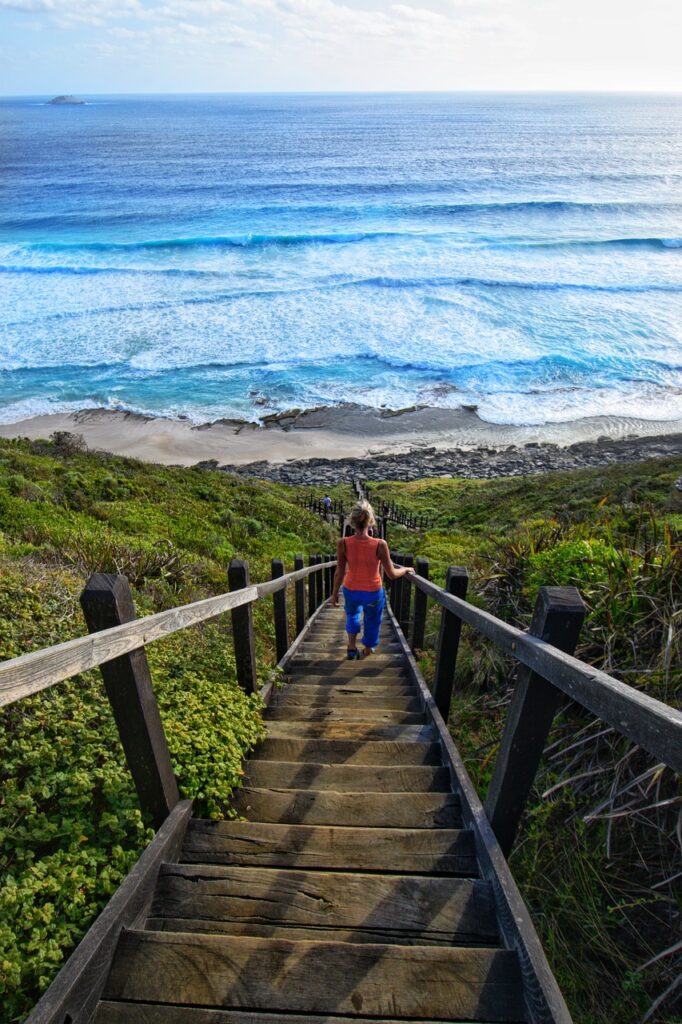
1, 551, 680, 1024
300, 479, 433, 538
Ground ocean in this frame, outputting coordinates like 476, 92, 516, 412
1, 92, 681, 427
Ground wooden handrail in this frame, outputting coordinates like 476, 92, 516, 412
0, 558, 336, 710
406, 573, 682, 775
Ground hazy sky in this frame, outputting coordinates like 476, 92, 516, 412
1, 0, 680, 95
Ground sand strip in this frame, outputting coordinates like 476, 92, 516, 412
1, 405, 679, 473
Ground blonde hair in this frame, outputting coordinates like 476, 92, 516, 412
349, 500, 376, 531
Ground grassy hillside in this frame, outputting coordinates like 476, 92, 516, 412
0, 436, 680, 1023
0, 434, 337, 1023
368, 459, 682, 1024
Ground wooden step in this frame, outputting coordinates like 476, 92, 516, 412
231, 788, 461, 828
304, 628, 396, 636
182, 820, 479, 874
292, 655, 404, 668
243, 761, 450, 792
252, 737, 443, 765
303, 639, 401, 649
274, 684, 413, 700
103, 932, 525, 1021
96, 1006, 521, 1024
266, 706, 426, 724
285, 670, 411, 685
148, 865, 498, 945
266, 722, 436, 742
274, 690, 420, 707
287, 662, 408, 677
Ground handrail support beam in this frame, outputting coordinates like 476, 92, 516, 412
485, 585, 586, 856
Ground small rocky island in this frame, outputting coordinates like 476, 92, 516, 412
48, 95, 85, 105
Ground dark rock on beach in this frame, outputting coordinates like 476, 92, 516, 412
215, 432, 682, 487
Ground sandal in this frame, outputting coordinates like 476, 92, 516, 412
346, 649, 360, 660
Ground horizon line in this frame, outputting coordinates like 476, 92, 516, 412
3, 88, 682, 99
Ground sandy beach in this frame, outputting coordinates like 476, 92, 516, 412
1, 405, 682, 483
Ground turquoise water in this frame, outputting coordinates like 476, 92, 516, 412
1, 92, 681, 425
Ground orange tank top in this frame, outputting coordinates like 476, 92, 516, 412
344, 535, 382, 591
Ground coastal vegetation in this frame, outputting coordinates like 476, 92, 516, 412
0, 435, 336, 1022
366, 459, 682, 1024
0, 435, 680, 1022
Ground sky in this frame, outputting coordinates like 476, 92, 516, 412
0, 0, 680, 95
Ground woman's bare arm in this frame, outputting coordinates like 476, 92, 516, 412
377, 540, 416, 580
331, 538, 347, 606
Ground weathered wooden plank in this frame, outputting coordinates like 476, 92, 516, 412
251, 737, 443, 765
293, 654, 404, 666
294, 554, 305, 636
255, 559, 336, 601
95, 1003, 518, 1024
308, 554, 318, 618
287, 663, 408, 680
285, 668, 410, 684
302, 641, 401, 652
412, 575, 682, 773
399, 552, 414, 635
182, 820, 479, 874
271, 559, 289, 663
266, 722, 436, 741
411, 556, 430, 652
0, 558, 343, 709
244, 760, 450, 791
232, 787, 461, 828
266, 706, 425, 723
0, 586, 255, 709
229, 559, 258, 694
80, 574, 179, 829
149, 866, 497, 945
146, 916, 491, 946
23, 801, 192, 1024
485, 587, 586, 856
274, 690, 420, 707
432, 566, 469, 720
104, 932, 524, 1021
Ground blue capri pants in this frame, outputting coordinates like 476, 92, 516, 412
342, 586, 385, 649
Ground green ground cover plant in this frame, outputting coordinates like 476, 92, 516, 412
369, 458, 682, 1024
0, 436, 336, 1022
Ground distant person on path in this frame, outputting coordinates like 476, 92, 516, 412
322, 494, 332, 519
332, 500, 415, 660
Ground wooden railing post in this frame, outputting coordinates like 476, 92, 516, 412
228, 558, 257, 694
294, 554, 305, 635
485, 586, 586, 856
315, 554, 324, 608
391, 552, 403, 613
80, 574, 179, 829
324, 555, 333, 600
271, 559, 288, 663
399, 553, 414, 636
308, 554, 317, 617
432, 566, 469, 720
411, 557, 429, 652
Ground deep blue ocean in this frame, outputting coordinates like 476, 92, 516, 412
1, 92, 681, 426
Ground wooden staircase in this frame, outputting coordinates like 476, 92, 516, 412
94, 606, 526, 1023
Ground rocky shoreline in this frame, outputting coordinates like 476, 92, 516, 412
206, 431, 682, 486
